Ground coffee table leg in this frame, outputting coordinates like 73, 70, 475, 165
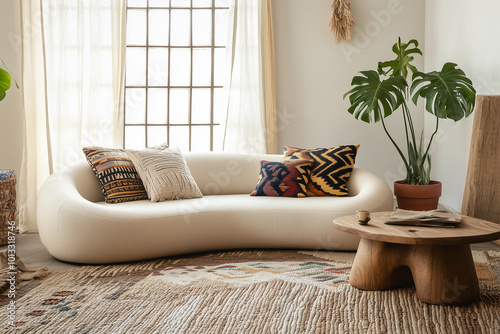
350, 238, 413, 291
409, 244, 479, 305
350, 239, 480, 305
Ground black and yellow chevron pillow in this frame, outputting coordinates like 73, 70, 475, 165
283, 145, 359, 196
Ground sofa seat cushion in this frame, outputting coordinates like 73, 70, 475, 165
92, 194, 368, 218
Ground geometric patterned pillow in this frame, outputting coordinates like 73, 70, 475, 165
250, 159, 314, 197
83, 144, 170, 203
283, 145, 359, 196
82, 144, 169, 203
82, 146, 150, 203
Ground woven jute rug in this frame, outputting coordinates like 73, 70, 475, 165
2, 250, 500, 333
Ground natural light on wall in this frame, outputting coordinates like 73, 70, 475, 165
124, 0, 231, 152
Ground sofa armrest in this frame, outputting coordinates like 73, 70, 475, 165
347, 167, 394, 212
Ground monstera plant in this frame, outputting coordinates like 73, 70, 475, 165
344, 38, 476, 210
0, 58, 18, 101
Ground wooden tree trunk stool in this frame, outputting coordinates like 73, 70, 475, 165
462, 95, 500, 246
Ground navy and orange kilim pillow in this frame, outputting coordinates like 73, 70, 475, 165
83, 147, 149, 203
251, 159, 314, 197
283, 145, 359, 196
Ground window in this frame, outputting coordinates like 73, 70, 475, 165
124, 0, 230, 151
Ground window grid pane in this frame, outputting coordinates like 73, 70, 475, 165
124, 1, 229, 151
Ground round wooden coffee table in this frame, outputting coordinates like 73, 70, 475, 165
333, 212, 500, 305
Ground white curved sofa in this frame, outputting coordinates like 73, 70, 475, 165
37, 152, 394, 264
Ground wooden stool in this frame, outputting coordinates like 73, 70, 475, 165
462, 95, 500, 246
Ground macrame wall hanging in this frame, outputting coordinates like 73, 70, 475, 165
329, 0, 355, 43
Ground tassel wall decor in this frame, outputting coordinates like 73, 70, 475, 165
329, 0, 355, 43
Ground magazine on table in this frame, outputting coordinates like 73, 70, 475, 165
384, 209, 462, 227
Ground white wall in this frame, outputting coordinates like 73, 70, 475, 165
273, 0, 425, 191
4, 1, 495, 214
0, 1, 23, 176
1, 0, 427, 193
424, 0, 500, 212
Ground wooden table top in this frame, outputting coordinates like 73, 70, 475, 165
333, 212, 500, 245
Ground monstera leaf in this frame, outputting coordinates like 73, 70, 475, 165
411, 62, 476, 121
378, 38, 422, 80
344, 38, 476, 185
0, 67, 11, 101
344, 70, 407, 123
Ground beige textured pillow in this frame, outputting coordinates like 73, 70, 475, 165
126, 147, 203, 202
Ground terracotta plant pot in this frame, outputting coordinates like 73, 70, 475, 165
393, 180, 442, 211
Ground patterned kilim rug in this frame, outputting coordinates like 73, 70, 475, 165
2, 250, 500, 333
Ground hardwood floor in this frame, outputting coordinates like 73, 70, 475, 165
1, 233, 82, 272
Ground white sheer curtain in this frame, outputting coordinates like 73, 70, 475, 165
223, 0, 277, 154
19, 0, 126, 233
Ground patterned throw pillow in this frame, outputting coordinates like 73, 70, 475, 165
283, 145, 359, 196
251, 159, 314, 197
126, 147, 203, 202
83, 147, 149, 203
